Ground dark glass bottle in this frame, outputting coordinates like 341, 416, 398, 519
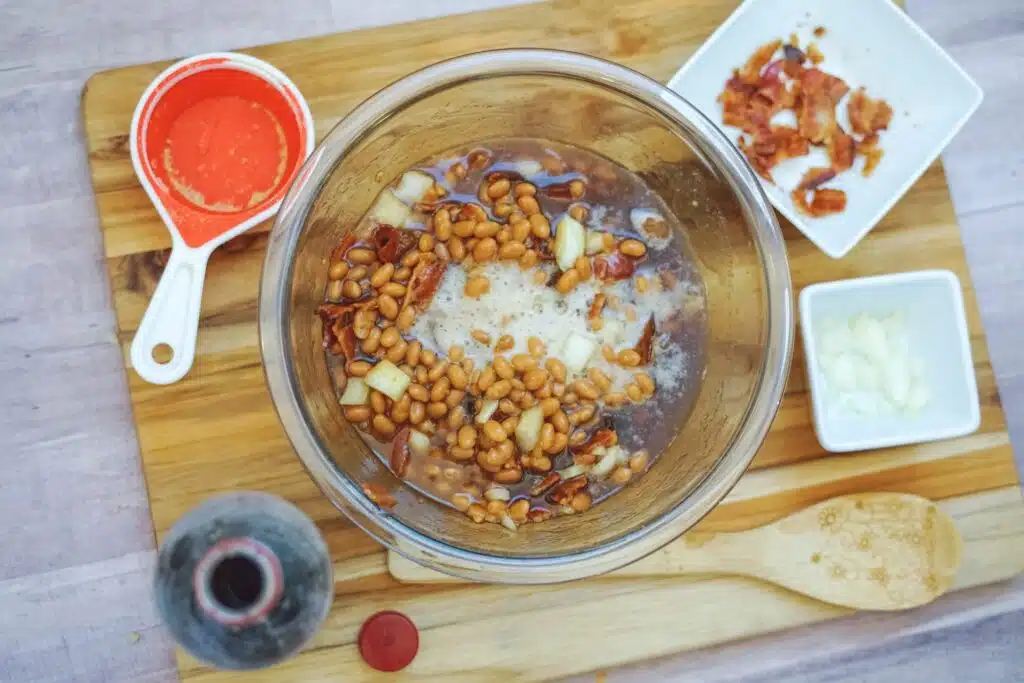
154, 492, 333, 670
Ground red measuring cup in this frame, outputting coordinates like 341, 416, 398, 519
129, 52, 313, 384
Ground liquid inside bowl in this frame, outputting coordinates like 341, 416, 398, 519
260, 50, 791, 582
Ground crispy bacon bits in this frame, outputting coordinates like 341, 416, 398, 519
718, 34, 893, 217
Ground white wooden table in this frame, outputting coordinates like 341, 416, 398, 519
1, 1, 1021, 681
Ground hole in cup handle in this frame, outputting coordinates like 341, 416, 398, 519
130, 247, 209, 385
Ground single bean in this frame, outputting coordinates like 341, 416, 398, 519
347, 360, 372, 377
626, 383, 644, 402
448, 405, 467, 430
378, 295, 399, 320
341, 279, 362, 299
386, 339, 408, 364
406, 340, 422, 367
427, 361, 449, 383
619, 239, 648, 258
328, 261, 349, 280
610, 466, 633, 485
445, 389, 464, 410
539, 397, 560, 417
485, 379, 512, 400
477, 366, 496, 392
457, 425, 478, 449
498, 241, 526, 260
326, 279, 344, 301
551, 410, 570, 433
494, 334, 515, 353
472, 237, 497, 262
556, 269, 580, 294
526, 337, 546, 358
493, 356, 515, 380
409, 401, 426, 425
370, 263, 394, 288
573, 379, 599, 400
430, 376, 451, 403
372, 413, 396, 437
427, 402, 448, 419
474, 220, 501, 238
523, 368, 550, 392
343, 405, 371, 422
347, 247, 376, 264
517, 195, 540, 216
528, 213, 550, 239
617, 349, 642, 367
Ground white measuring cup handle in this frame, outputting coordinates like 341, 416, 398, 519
130, 247, 209, 384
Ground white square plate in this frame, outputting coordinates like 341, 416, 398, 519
668, 0, 983, 259
799, 270, 980, 453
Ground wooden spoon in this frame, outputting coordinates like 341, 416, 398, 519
388, 493, 962, 611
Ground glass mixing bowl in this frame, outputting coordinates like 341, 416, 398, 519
260, 49, 793, 583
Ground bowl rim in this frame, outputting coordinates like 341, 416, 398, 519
259, 48, 794, 583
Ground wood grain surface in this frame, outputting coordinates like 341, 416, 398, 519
73, 0, 1024, 681
2, 0, 1023, 681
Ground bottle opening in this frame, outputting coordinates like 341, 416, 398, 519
210, 554, 265, 611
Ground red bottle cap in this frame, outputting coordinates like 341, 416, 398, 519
358, 610, 419, 672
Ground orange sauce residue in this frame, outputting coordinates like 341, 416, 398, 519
162, 96, 288, 213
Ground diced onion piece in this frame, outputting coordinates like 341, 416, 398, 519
369, 189, 412, 227
591, 451, 618, 478
585, 231, 606, 255
515, 405, 544, 452
513, 160, 543, 178
364, 359, 411, 401
553, 215, 586, 271
557, 463, 589, 480
475, 399, 500, 424
608, 445, 629, 464
408, 430, 430, 456
484, 486, 511, 502
338, 377, 369, 405
500, 514, 518, 531
561, 332, 598, 376
851, 314, 889, 362
393, 170, 435, 204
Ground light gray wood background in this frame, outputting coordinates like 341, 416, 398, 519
0, 0, 1021, 681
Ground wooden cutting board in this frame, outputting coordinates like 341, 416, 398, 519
81, 0, 1024, 680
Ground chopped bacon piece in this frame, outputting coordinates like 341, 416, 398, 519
317, 300, 376, 361
791, 186, 847, 217
797, 166, 837, 191
371, 224, 419, 264
403, 259, 448, 311
798, 68, 849, 144
807, 42, 824, 65
859, 134, 885, 177
828, 130, 856, 172
738, 39, 782, 84
593, 251, 636, 282
390, 428, 411, 478
635, 315, 656, 365
571, 417, 617, 455
847, 87, 894, 137
362, 483, 397, 509
739, 125, 811, 179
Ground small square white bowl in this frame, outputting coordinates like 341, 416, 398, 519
668, 0, 983, 259
799, 270, 980, 453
